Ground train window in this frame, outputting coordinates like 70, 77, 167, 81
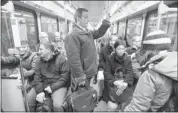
145, 11, 158, 36
59, 19, 65, 39
160, 12, 177, 51
126, 16, 143, 46
14, 9, 38, 52
118, 20, 126, 40
41, 15, 58, 42
112, 24, 118, 35
1, 11, 14, 56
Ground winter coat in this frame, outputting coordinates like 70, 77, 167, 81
21, 51, 38, 71
104, 52, 134, 103
98, 43, 113, 71
98, 43, 113, 101
124, 52, 177, 112
32, 52, 70, 94
64, 20, 110, 81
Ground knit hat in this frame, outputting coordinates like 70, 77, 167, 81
143, 30, 171, 50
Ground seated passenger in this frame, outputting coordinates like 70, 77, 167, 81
124, 30, 177, 112
126, 36, 142, 88
32, 42, 70, 112
53, 32, 67, 58
98, 34, 119, 102
105, 40, 134, 111
20, 44, 38, 80
36, 32, 49, 52
125, 36, 141, 56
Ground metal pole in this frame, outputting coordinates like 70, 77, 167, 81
17, 48, 30, 112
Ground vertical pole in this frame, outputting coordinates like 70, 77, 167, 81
140, 13, 147, 41
157, 1, 163, 30
64, 2, 68, 36
36, 12, 41, 33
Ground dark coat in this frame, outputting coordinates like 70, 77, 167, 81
105, 52, 134, 103
21, 51, 38, 71
32, 53, 70, 94
64, 20, 110, 80
98, 43, 113, 71
98, 43, 113, 102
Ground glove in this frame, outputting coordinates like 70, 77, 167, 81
44, 86, 52, 94
36, 92, 46, 103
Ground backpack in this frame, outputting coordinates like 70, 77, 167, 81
62, 86, 98, 112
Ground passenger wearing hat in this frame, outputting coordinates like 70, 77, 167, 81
104, 40, 134, 111
124, 30, 178, 112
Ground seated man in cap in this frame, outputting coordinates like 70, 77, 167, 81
124, 30, 177, 112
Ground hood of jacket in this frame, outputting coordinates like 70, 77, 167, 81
150, 52, 177, 81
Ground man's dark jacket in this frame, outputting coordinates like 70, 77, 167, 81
64, 20, 110, 81
32, 53, 70, 94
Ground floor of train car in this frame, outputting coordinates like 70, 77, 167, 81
90, 77, 108, 111
94, 100, 108, 111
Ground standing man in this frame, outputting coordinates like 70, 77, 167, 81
65, 8, 111, 91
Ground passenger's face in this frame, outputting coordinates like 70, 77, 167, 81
133, 37, 141, 48
20, 45, 28, 55
38, 44, 52, 61
78, 11, 89, 28
116, 45, 125, 57
40, 36, 49, 43
110, 36, 118, 47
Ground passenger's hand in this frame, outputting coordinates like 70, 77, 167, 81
10, 73, 21, 78
44, 86, 52, 94
113, 80, 124, 87
105, 13, 111, 21
75, 76, 86, 87
148, 63, 154, 69
97, 71, 104, 80
131, 53, 136, 59
36, 92, 46, 103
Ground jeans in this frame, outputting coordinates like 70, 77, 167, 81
51, 87, 67, 112
27, 88, 36, 112
27, 87, 67, 112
